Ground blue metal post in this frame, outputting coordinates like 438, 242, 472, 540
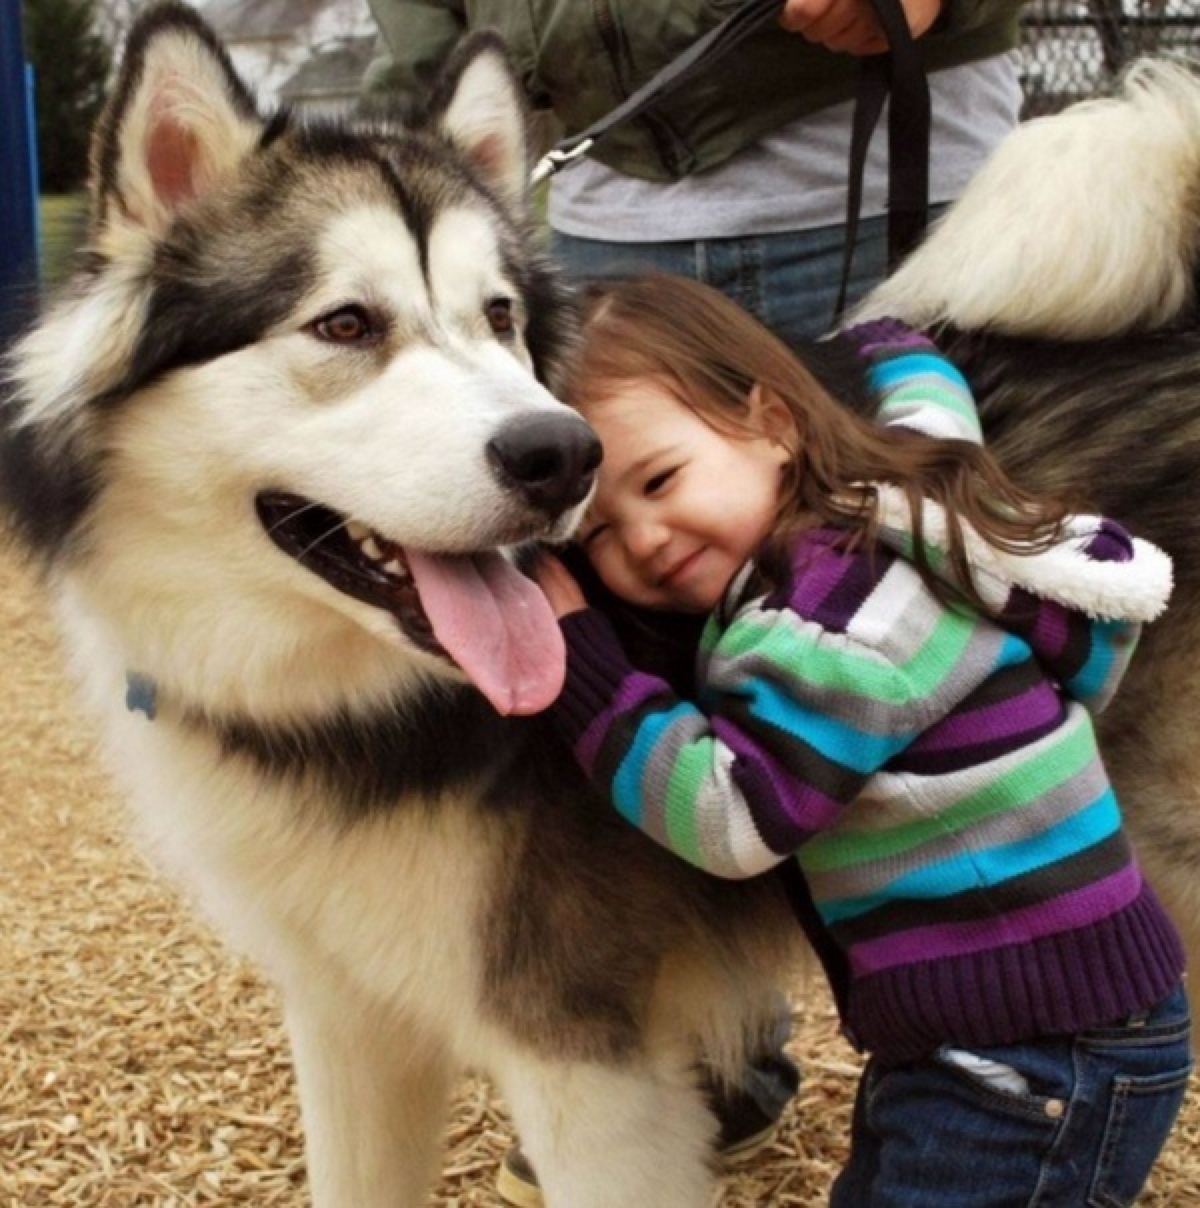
25, 63, 41, 253
1, 0, 40, 349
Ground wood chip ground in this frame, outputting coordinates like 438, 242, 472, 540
3, 541, 1197, 1206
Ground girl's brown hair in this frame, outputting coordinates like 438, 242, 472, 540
567, 273, 1070, 612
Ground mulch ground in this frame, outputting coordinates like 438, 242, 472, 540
3, 539, 1198, 1206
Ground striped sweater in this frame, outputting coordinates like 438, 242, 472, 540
549, 325, 1183, 1060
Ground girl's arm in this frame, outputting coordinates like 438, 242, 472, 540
843, 320, 1165, 712
544, 555, 949, 879
840, 316, 983, 443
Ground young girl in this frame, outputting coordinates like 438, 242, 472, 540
536, 274, 1191, 1206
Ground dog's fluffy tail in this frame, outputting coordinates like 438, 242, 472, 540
853, 57, 1200, 339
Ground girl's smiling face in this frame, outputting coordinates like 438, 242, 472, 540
578, 378, 791, 613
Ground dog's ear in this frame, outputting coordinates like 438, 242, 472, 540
89, 2, 264, 244
427, 32, 529, 210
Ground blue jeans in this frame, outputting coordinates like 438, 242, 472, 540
831, 983, 1192, 1207
551, 215, 892, 346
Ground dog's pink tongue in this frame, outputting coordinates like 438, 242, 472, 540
405, 550, 565, 716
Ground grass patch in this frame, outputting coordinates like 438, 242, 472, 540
39, 193, 87, 290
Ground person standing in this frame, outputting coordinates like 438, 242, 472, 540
362, 0, 1027, 342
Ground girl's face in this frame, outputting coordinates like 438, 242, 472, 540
578, 378, 791, 613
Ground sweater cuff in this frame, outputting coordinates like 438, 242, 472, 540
840, 317, 937, 362
548, 609, 643, 746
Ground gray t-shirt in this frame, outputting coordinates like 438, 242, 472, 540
548, 54, 1021, 241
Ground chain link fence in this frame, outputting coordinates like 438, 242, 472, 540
1018, 0, 1199, 116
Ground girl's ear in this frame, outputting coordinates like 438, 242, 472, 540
747, 383, 799, 458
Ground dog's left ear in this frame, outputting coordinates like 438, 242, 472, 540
428, 32, 529, 210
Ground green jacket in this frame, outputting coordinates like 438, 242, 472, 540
364, 0, 1025, 182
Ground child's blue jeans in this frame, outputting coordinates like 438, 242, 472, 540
831, 982, 1192, 1207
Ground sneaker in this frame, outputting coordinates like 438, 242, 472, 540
496, 1147, 545, 1208
711, 1050, 801, 1161
495, 1053, 801, 1207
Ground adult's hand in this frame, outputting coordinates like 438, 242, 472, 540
779, 0, 942, 55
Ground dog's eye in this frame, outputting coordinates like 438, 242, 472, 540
485, 297, 515, 336
312, 306, 381, 346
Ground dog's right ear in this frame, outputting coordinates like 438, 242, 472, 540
89, 2, 263, 246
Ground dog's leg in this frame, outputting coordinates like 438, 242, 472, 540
284, 989, 454, 1207
494, 1048, 718, 1208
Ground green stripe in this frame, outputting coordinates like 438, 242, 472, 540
663, 740, 711, 866
880, 381, 980, 428
716, 604, 975, 704
801, 716, 1097, 872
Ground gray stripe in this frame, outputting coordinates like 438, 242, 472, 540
804, 712, 1106, 899
710, 586, 1007, 739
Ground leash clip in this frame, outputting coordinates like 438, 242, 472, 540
530, 138, 596, 187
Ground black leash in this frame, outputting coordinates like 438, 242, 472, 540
530, 0, 785, 185
836, 0, 931, 315
529, 0, 931, 324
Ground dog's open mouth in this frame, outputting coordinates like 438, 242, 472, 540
257, 492, 565, 715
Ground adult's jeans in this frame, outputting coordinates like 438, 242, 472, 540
551, 213, 894, 345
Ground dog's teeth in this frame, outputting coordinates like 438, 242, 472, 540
383, 559, 406, 578
345, 520, 371, 543
361, 536, 383, 561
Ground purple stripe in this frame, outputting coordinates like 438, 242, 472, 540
844, 319, 930, 355
785, 540, 858, 618
847, 861, 1143, 975
573, 672, 666, 774
713, 716, 844, 836
907, 681, 1061, 754
858, 334, 931, 356
1085, 519, 1133, 563
1031, 600, 1071, 661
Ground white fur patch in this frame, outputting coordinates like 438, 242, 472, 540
854, 59, 1200, 338
10, 271, 148, 430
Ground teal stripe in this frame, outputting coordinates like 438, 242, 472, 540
743, 677, 913, 772
1067, 620, 1134, 702
871, 355, 982, 439
819, 787, 1122, 923
870, 353, 970, 392
994, 631, 1032, 671
613, 702, 693, 826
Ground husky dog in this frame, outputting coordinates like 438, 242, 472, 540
4, 3, 1200, 1206
0, 6, 795, 1207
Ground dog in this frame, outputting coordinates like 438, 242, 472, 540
0, 6, 796, 1206
2, 3, 1199, 1205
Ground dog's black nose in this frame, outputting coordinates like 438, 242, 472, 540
487, 414, 603, 515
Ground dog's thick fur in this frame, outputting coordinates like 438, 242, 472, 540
3, 3, 1200, 1203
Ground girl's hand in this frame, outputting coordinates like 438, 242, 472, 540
780, 0, 942, 55
535, 552, 588, 619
